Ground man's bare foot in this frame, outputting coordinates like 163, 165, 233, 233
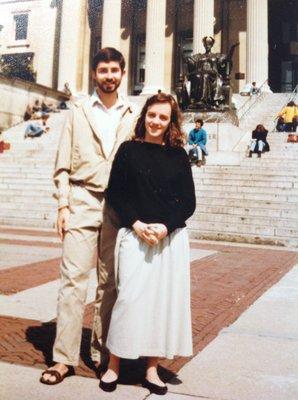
40, 363, 71, 384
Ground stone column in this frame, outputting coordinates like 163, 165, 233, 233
101, 0, 121, 49
81, 11, 91, 94
193, 0, 214, 54
246, 0, 269, 89
57, 0, 88, 93
119, 0, 133, 95
35, 1, 57, 87
141, 0, 166, 94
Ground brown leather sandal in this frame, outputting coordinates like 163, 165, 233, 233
40, 366, 74, 385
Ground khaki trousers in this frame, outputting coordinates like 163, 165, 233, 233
53, 184, 118, 366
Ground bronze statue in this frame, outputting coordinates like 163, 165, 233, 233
177, 37, 239, 111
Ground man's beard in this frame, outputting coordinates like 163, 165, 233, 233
97, 80, 121, 94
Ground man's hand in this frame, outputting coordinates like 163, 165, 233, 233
132, 220, 159, 246
147, 224, 168, 241
57, 207, 70, 241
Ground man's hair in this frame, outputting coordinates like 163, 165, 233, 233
92, 47, 125, 72
133, 93, 186, 148
195, 118, 204, 126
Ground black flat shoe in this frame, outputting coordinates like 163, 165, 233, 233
99, 378, 118, 392
142, 378, 168, 395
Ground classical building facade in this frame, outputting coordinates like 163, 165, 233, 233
0, 0, 297, 95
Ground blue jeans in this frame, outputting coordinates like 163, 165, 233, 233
25, 123, 44, 138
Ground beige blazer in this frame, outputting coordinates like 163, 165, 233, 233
54, 97, 139, 209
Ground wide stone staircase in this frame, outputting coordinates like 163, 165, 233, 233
1, 94, 297, 247
189, 131, 298, 247
0, 112, 66, 228
236, 92, 292, 133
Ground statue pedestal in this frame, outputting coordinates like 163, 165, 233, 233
182, 109, 239, 126
183, 111, 247, 166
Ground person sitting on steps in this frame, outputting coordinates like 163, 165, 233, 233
188, 118, 208, 167
248, 124, 270, 158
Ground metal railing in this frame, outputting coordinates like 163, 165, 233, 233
237, 79, 269, 124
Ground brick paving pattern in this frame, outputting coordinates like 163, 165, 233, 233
0, 229, 297, 382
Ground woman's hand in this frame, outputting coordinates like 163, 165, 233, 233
147, 223, 168, 240
132, 220, 159, 246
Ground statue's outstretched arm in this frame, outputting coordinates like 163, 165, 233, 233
227, 42, 240, 63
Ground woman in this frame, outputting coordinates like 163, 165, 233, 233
248, 124, 270, 158
100, 93, 196, 395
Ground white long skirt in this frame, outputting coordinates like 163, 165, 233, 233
106, 227, 193, 359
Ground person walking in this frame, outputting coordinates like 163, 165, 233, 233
40, 47, 139, 385
99, 93, 196, 395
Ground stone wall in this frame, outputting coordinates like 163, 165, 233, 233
0, 74, 69, 131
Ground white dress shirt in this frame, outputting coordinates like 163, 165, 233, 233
89, 91, 125, 158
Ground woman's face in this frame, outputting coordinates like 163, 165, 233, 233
144, 102, 172, 144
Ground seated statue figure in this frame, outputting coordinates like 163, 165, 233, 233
180, 36, 238, 110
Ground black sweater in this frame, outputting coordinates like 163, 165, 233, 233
106, 140, 196, 234
252, 130, 270, 152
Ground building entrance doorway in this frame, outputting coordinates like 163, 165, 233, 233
269, 0, 298, 92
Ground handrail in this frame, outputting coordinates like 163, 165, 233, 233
238, 79, 269, 123
237, 78, 268, 113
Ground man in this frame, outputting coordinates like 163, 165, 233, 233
40, 48, 139, 384
240, 81, 260, 96
188, 118, 208, 167
250, 81, 260, 96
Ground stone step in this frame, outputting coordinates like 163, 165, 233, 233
192, 212, 298, 229
188, 228, 298, 247
0, 166, 54, 173
240, 161, 298, 168
195, 190, 298, 202
0, 216, 55, 229
5, 147, 57, 153
196, 184, 298, 196
193, 171, 297, 182
0, 194, 56, 204
257, 151, 298, 156
244, 157, 298, 162
0, 156, 55, 163
0, 172, 53, 179
195, 204, 298, 219
0, 182, 55, 191
196, 196, 298, 210
194, 177, 295, 189
0, 201, 55, 210
0, 177, 56, 186
0, 188, 55, 197
193, 168, 298, 178
188, 219, 298, 239
0, 208, 56, 220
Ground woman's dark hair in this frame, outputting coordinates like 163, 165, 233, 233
287, 101, 295, 107
254, 124, 268, 133
133, 93, 185, 147
92, 47, 125, 72
195, 118, 204, 126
